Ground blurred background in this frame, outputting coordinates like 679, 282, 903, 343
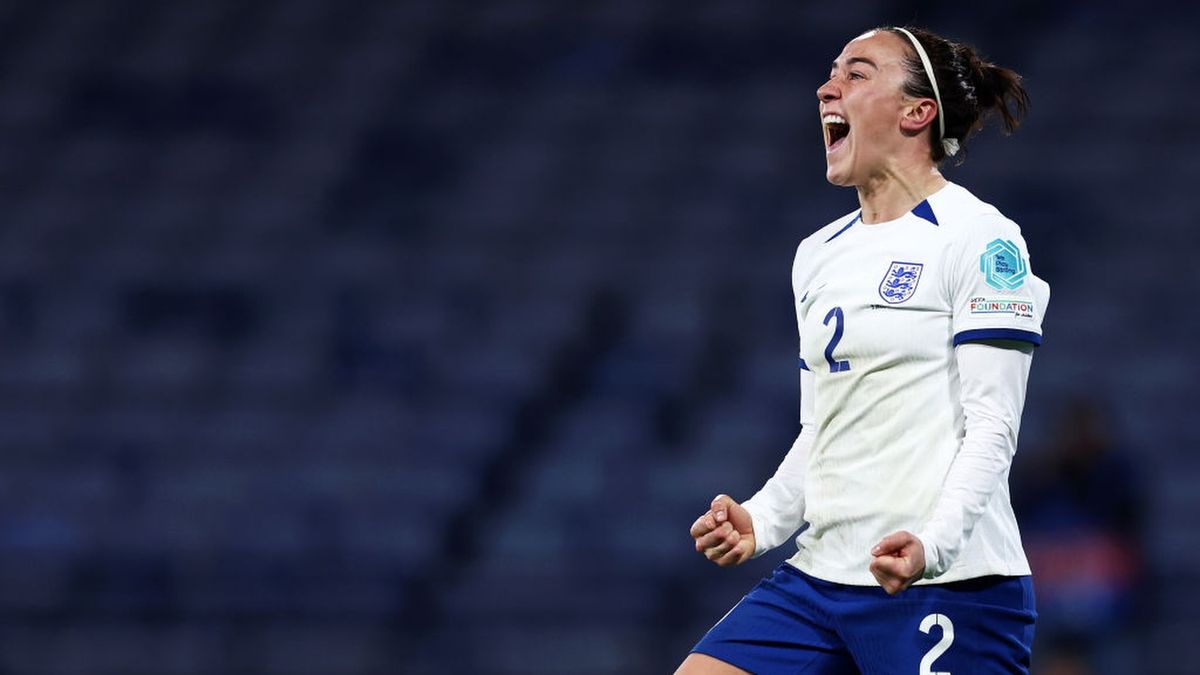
0, 0, 1194, 673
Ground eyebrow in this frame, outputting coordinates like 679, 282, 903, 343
831, 56, 879, 70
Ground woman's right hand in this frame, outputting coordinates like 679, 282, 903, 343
689, 494, 756, 567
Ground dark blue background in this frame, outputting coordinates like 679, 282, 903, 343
0, 1, 1192, 673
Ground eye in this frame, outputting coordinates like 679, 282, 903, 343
848, 71, 865, 80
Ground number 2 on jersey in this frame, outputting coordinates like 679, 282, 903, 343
822, 307, 851, 373
918, 613, 954, 675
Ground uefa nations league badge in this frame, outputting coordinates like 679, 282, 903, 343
878, 261, 924, 304
980, 239, 1028, 290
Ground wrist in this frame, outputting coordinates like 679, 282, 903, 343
917, 531, 941, 579
740, 501, 767, 559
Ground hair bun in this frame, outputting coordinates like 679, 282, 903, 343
888, 26, 1030, 161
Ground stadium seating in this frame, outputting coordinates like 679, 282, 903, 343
0, 1, 1190, 673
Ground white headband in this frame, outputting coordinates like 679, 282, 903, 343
892, 27, 960, 157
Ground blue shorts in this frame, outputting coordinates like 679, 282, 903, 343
692, 563, 1036, 674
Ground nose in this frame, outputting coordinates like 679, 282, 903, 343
817, 78, 839, 103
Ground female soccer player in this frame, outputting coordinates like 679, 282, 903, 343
678, 27, 1048, 674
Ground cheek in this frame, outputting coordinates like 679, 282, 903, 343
851, 87, 899, 124
852, 105, 895, 143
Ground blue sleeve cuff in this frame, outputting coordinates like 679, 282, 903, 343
953, 328, 1042, 347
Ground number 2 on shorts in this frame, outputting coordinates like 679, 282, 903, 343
918, 613, 954, 675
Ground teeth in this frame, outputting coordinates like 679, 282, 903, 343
822, 114, 847, 125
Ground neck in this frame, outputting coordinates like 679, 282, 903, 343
855, 161, 947, 224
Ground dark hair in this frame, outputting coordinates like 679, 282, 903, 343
883, 27, 1030, 164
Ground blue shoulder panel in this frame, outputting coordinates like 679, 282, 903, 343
911, 199, 938, 225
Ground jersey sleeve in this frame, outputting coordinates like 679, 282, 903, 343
948, 216, 1050, 347
793, 239, 813, 402
742, 368, 814, 557
917, 341, 1033, 578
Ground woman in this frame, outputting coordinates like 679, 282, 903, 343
678, 26, 1048, 674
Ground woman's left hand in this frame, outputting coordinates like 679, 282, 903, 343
869, 530, 926, 595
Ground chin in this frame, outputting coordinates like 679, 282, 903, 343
824, 147, 857, 186
825, 166, 854, 187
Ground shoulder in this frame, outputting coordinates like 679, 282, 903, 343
796, 209, 861, 257
936, 184, 1050, 305
930, 182, 1024, 245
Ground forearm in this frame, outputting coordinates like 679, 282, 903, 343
917, 341, 1033, 578
743, 364, 815, 557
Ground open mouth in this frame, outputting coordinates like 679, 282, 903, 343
823, 114, 849, 153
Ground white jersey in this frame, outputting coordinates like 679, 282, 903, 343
775, 182, 1049, 585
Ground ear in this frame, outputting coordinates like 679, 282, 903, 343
899, 98, 938, 134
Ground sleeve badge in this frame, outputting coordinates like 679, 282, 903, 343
980, 239, 1027, 290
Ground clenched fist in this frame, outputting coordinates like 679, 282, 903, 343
689, 494, 756, 567
869, 530, 926, 595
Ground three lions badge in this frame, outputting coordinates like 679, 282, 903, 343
878, 262, 924, 304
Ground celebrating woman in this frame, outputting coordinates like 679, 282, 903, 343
679, 26, 1048, 674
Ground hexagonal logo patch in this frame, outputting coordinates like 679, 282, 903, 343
980, 239, 1027, 290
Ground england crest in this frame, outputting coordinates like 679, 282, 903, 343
878, 261, 924, 304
